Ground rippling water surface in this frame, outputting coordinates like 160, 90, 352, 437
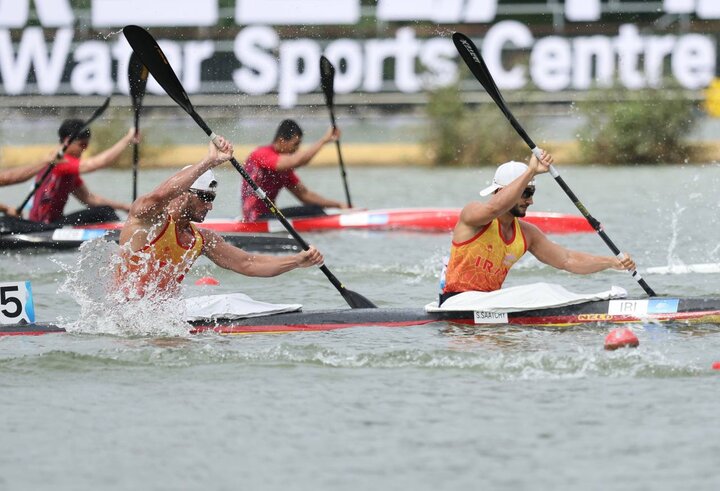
1, 165, 719, 490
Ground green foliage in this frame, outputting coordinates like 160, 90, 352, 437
425, 84, 529, 166
577, 89, 697, 164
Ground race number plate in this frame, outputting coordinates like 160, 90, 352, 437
473, 311, 509, 324
0, 281, 35, 324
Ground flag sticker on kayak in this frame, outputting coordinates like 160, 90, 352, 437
52, 228, 108, 241
473, 311, 509, 324
0, 281, 35, 324
608, 299, 679, 316
339, 213, 389, 227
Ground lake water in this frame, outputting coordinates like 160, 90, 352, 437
1, 164, 719, 490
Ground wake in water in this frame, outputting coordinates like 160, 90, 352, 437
56, 239, 191, 337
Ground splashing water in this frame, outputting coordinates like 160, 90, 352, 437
664, 202, 685, 268
56, 239, 191, 337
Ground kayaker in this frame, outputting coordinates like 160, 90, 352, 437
439, 151, 636, 304
0, 157, 68, 217
240, 119, 348, 222
27, 119, 137, 225
116, 135, 323, 299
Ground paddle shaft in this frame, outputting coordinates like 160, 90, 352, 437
327, 109, 352, 208
453, 32, 656, 297
132, 112, 140, 201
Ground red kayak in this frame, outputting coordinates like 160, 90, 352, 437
81, 208, 592, 234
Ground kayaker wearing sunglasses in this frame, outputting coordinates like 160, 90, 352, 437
440, 150, 636, 305
115, 136, 323, 299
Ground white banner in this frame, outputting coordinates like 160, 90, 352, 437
0, 0, 74, 28
91, 0, 218, 27
236, 0, 359, 25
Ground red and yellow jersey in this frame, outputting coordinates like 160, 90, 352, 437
443, 218, 527, 293
116, 217, 205, 298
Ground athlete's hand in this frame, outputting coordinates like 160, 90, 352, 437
528, 149, 553, 176
323, 126, 341, 143
207, 136, 234, 167
295, 245, 324, 268
126, 128, 142, 145
614, 253, 636, 271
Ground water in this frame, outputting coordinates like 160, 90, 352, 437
1, 164, 720, 490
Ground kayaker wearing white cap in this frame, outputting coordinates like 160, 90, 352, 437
116, 136, 323, 299
440, 149, 636, 304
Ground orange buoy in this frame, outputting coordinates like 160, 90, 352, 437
604, 328, 639, 351
195, 276, 219, 286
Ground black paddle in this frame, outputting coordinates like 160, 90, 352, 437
122, 25, 376, 309
319, 55, 352, 208
16, 97, 111, 216
452, 32, 657, 297
128, 52, 149, 201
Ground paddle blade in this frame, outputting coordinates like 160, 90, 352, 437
341, 288, 377, 309
123, 25, 213, 135
319, 55, 335, 108
452, 32, 536, 150
128, 51, 149, 112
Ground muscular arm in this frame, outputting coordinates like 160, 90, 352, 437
275, 127, 338, 171
73, 184, 130, 212
288, 182, 344, 208
79, 129, 137, 173
523, 222, 622, 274
202, 229, 323, 276
0, 159, 51, 186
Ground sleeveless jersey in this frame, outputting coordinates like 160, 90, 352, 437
117, 217, 204, 298
29, 155, 84, 223
443, 218, 527, 293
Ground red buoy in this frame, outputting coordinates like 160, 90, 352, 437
195, 276, 219, 286
604, 328, 639, 350
711, 362, 720, 370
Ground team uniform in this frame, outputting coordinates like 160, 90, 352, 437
443, 217, 527, 294
116, 217, 205, 298
241, 145, 300, 221
29, 156, 84, 224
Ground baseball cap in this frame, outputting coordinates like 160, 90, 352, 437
182, 166, 218, 192
479, 161, 535, 197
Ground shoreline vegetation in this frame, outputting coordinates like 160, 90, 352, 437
2, 140, 720, 168
1, 88, 715, 168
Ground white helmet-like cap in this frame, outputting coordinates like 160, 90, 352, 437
479, 161, 534, 197
182, 165, 218, 192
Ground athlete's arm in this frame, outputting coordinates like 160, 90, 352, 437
0, 157, 52, 186
79, 129, 138, 173
202, 229, 323, 276
288, 182, 345, 208
275, 127, 339, 171
72, 184, 130, 212
129, 138, 233, 222
523, 222, 635, 273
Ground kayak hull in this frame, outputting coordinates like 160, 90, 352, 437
5, 297, 719, 337
77, 209, 593, 235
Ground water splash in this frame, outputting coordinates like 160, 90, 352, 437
55, 239, 191, 337
664, 202, 685, 268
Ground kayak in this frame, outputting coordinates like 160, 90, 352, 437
0, 228, 300, 253
5, 296, 719, 337
78, 208, 594, 235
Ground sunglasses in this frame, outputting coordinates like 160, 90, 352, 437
188, 189, 216, 203
521, 187, 535, 199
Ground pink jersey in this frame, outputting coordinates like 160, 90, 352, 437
29, 155, 84, 223
241, 145, 300, 221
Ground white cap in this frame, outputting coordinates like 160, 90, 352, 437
182, 165, 217, 192
479, 161, 534, 197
